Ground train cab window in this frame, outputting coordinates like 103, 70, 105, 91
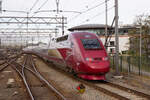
81, 39, 102, 50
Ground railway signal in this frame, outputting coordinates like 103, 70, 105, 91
76, 84, 85, 93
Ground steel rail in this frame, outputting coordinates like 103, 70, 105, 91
22, 55, 35, 100
0, 63, 9, 72
29, 56, 67, 100
75, 75, 150, 100
6, 55, 35, 100
10, 54, 66, 100
74, 74, 150, 100
0, 56, 19, 72
104, 80, 150, 99
76, 78, 130, 100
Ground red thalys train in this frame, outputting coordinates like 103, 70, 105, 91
23, 32, 110, 80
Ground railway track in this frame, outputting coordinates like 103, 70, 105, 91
36, 55, 150, 100
104, 80, 150, 99
76, 79, 150, 100
0, 62, 9, 72
8, 54, 67, 100
0, 53, 20, 72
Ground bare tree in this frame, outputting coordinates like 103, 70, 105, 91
129, 14, 150, 58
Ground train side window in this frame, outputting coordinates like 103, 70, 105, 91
56, 35, 68, 42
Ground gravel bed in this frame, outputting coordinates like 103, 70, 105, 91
0, 66, 28, 100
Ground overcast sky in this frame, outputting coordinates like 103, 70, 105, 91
1, 0, 150, 28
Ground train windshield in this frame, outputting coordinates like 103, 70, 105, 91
81, 39, 102, 50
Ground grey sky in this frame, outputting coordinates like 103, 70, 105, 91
1, 0, 150, 28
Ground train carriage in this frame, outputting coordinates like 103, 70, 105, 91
23, 32, 110, 80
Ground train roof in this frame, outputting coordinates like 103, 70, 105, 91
71, 32, 98, 37
54, 32, 97, 42
68, 24, 112, 31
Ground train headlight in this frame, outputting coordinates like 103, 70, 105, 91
102, 57, 108, 61
85, 58, 94, 61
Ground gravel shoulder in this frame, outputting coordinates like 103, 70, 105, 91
106, 70, 150, 95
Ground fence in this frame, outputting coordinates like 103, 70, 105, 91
110, 55, 150, 76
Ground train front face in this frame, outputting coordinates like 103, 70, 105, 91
73, 32, 110, 80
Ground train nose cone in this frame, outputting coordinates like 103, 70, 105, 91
85, 61, 110, 73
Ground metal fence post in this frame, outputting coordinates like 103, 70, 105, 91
127, 56, 131, 73
113, 55, 115, 69
120, 56, 122, 72
138, 56, 141, 75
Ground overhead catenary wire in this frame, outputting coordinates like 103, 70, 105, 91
2, 0, 44, 33
29, 0, 40, 12
31, 0, 49, 17
82, 0, 110, 13
36, 0, 49, 12
34, 10, 81, 14
68, 0, 111, 23
80, 5, 114, 24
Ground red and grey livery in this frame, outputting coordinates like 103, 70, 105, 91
23, 32, 110, 80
